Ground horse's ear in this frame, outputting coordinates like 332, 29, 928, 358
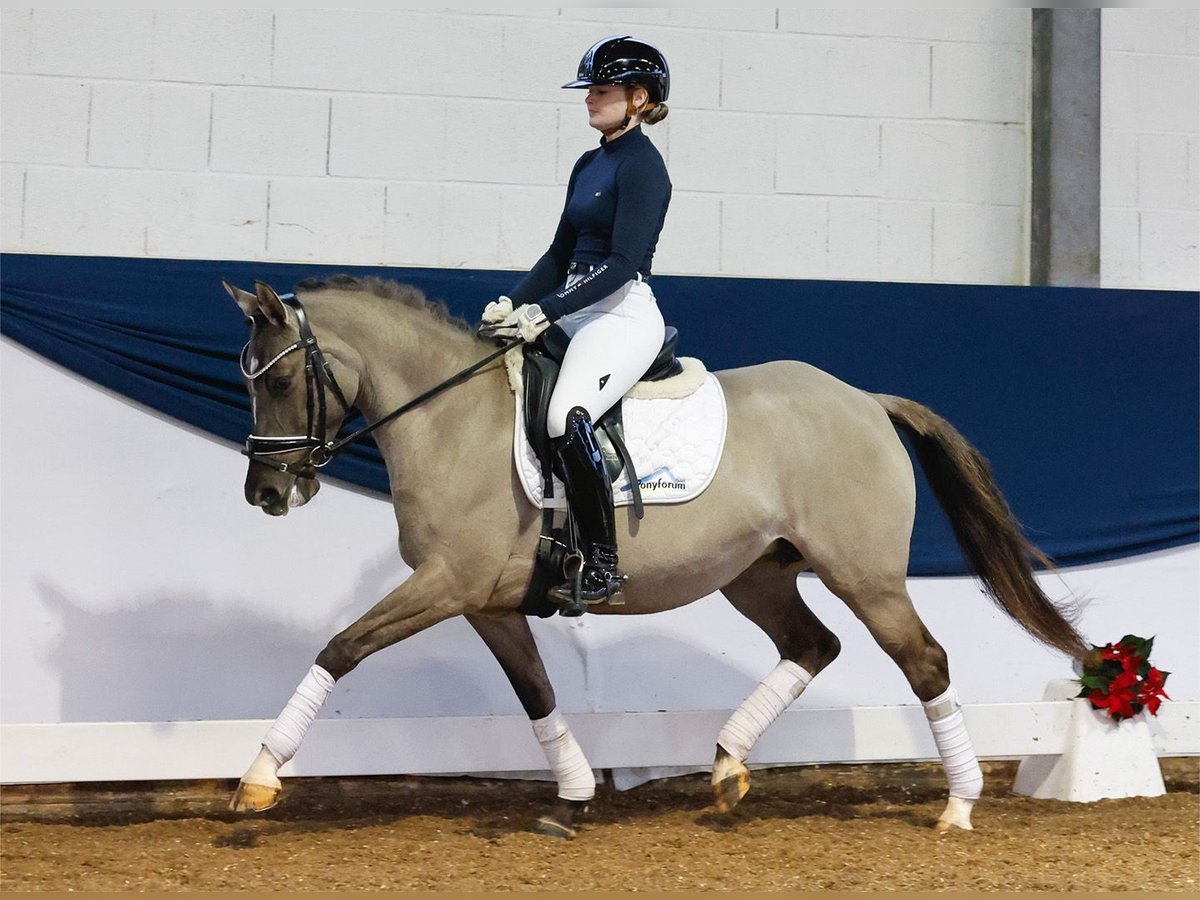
253, 281, 290, 327
222, 280, 258, 319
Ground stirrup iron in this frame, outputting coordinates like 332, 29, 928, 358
550, 550, 589, 617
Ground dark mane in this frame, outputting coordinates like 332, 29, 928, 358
295, 274, 474, 334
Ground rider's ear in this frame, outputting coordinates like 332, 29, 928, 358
253, 281, 290, 327
222, 280, 259, 320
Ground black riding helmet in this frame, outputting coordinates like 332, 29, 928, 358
562, 35, 670, 103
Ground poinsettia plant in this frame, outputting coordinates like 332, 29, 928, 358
1076, 634, 1170, 722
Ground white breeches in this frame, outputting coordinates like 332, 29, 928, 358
546, 277, 665, 438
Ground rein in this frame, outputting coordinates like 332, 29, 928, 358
241, 293, 520, 477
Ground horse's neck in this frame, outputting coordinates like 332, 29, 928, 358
314, 300, 477, 415
313, 292, 509, 467
318, 296, 513, 563
355, 315, 479, 415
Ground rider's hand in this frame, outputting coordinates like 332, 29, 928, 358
484, 303, 549, 343
511, 304, 549, 342
480, 295, 513, 325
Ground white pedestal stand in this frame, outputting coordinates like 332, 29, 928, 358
1012, 678, 1165, 802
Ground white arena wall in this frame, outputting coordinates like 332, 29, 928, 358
1, 9, 1197, 784
1, 8, 1196, 288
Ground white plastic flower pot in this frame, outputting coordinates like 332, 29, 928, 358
1013, 679, 1166, 802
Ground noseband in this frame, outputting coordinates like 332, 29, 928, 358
240, 294, 351, 477
240, 293, 520, 479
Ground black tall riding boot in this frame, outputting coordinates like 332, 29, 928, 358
549, 406, 624, 615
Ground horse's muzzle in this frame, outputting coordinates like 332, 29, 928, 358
246, 473, 320, 516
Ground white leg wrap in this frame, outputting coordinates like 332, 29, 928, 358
262, 665, 335, 766
531, 709, 596, 802
717, 660, 814, 761
923, 685, 983, 800
242, 744, 282, 788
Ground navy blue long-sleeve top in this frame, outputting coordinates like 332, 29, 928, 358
508, 126, 671, 321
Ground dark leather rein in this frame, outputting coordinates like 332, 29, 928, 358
240, 293, 519, 478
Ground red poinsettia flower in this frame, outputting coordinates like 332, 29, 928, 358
1078, 635, 1170, 722
1089, 670, 1138, 718
1101, 641, 1145, 674
1137, 667, 1171, 715
1111, 669, 1138, 692
1087, 688, 1122, 718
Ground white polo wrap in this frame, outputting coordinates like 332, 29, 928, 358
717, 659, 814, 761
262, 664, 335, 766
531, 708, 595, 802
923, 685, 983, 800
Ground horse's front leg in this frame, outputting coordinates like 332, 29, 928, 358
467, 611, 595, 839
230, 556, 466, 812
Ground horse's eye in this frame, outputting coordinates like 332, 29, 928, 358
266, 375, 294, 396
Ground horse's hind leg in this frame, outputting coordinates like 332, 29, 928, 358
713, 549, 842, 813
467, 611, 594, 840
822, 572, 982, 833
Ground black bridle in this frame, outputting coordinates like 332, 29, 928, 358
240, 293, 518, 478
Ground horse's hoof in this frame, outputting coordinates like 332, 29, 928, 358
229, 780, 280, 813
713, 771, 751, 813
935, 818, 972, 834
711, 746, 751, 813
533, 816, 576, 840
934, 796, 975, 834
533, 798, 587, 838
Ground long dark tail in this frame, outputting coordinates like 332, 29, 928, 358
876, 393, 1089, 660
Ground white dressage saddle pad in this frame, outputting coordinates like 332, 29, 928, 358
512, 357, 728, 510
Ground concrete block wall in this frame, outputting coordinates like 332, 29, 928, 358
1101, 8, 1199, 291
0, 8, 1195, 289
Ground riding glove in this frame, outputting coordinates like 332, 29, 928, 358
491, 303, 550, 343
481, 295, 514, 325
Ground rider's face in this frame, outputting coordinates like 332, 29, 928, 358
585, 84, 646, 134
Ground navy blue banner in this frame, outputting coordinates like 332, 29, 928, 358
2, 253, 1196, 574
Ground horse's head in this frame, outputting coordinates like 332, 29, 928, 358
223, 279, 356, 516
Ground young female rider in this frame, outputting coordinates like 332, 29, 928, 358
481, 36, 672, 615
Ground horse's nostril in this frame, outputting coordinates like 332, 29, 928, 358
256, 486, 281, 508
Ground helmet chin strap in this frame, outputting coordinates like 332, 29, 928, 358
602, 92, 642, 138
